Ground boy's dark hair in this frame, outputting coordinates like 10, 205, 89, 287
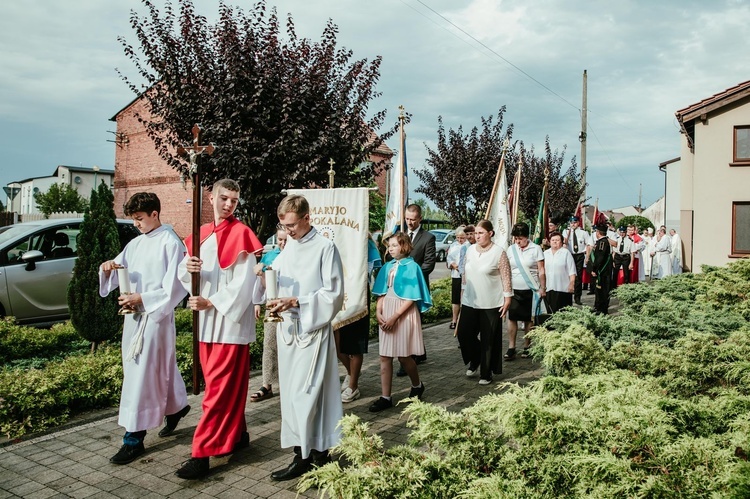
124, 192, 161, 216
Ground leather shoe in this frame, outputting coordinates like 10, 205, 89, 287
158, 405, 191, 437
271, 455, 312, 481
396, 366, 407, 377
110, 443, 145, 465
234, 431, 250, 452
175, 457, 209, 480
574, 297, 582, 305
311, 449, 331, 467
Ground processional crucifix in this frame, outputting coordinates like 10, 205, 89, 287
177, 124, 217, 395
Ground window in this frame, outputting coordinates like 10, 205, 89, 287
733, 126, 750, 165
731, 202, 750, 255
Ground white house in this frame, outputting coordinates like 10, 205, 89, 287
5, 165, 113, 215
675, 79, 750, 271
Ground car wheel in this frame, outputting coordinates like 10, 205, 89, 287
437, 250, 445, 262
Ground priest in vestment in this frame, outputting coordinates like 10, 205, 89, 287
99, 192, 190, 465
669, 229, 683, 275
175, 179, 263, 480
256, 194, 345, 482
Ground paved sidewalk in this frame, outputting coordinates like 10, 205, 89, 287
0, 295, 604, 498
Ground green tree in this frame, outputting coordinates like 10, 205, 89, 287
33, 183, 88, 218
67, 183, 122, 351
415, 107, 583, 226
616, 214, 654, 233
369, 190, 385, 233
119, 0, 397, 239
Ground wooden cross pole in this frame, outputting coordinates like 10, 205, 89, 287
176, 124, 217, 395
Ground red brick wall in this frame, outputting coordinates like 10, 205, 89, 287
112, 96, 392, 238
112, 99, 212, 239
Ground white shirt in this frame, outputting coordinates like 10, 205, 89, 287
613, 235, 635, 256
178, 233, 257, 344
462, 243, 512, 309
543, 247, 577, 293
507, 241, 544, 290
564, 227, 590, 255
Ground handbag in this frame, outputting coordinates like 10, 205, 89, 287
533, 296, 552, 326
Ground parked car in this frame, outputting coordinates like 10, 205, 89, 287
430, 229, 456, 262
0, 218, 140, 324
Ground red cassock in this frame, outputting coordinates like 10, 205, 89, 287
184, 216, 263, 458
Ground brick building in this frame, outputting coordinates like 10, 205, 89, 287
110, 96, 393, 239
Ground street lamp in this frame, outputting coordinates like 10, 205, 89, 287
92, 165, 100, 188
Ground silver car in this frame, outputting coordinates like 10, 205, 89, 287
430, 229, 456, 262
0, 218, 139, 324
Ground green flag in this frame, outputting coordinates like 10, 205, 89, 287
532, 181, 548, 245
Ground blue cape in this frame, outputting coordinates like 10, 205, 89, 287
260, 247, 280, 266
372, 257, 433, 313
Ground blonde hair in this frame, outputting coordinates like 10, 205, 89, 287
277, 194, 309, 218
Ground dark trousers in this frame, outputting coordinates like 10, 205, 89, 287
572, 253, 585, 299
456, 305, 502, 380
546, 290, 573, 313
593, 270, 612, 315
612, 255, 630, 288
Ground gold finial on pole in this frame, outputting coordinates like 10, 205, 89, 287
328, 158, 335, 188
502, 138, 510, 152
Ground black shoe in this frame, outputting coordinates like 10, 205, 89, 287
368, 397, 393, 412
158, 405, 191, 437
311, 449, 331, 467
234, 431, 250, 452
504, 348, 516, 361
414, 354, 427, 365
271, 455, 312, 481
175, 457, 209, 480
110, 443, 145, 465
408, 383, 425, 400
574, 297, 582, 305
396, 366, 407, 377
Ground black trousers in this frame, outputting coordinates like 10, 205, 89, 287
593, 270, 612, 315
612, 254, 630, 287
456, 305, 502, 380
546, 290, 573, 313
572, 253, 585, 298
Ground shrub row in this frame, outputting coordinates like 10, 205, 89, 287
300, 260, 750, 497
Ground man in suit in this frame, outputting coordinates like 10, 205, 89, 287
396, 204, 436, 375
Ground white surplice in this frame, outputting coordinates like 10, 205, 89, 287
671, 233, 683, 275
177, 233, 257, 345
256, 227, 344, 459
651, 235, 673, 279
99, 225, 188, 432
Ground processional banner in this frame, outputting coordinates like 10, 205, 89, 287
286, 187, 370, 329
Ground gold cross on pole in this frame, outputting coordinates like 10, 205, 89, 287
328, 158, 335, 188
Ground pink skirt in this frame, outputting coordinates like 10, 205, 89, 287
378, 296, 425, 357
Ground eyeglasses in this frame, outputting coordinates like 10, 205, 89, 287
277, 215, 307, 231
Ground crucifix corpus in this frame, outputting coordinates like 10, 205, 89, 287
176, 124, 217, 395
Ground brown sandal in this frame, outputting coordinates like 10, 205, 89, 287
250, 386, 273, 402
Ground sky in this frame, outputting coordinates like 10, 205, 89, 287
1, 0, 749, 211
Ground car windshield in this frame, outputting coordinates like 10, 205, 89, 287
0, 223, 44, 245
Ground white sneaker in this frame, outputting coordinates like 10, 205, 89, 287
478, 378, 492, 385
466, 368, 478, 377
341, 387, 360, 403
341, 374, 351, 392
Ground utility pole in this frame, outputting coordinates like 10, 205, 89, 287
638, 183, 643, 213
580, 70, 588, 204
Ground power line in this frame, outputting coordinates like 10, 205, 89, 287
412, 0, 579, 112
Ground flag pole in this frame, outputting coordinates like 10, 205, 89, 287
398, 105, 406, 232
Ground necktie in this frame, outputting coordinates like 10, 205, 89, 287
409, 231, 415, 241
619, 238, 624, 253
573, 231, 579, 253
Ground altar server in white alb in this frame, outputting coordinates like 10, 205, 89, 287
255, 194, 345, 482
99, 192, 190, 465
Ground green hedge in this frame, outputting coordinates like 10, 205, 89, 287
300, 260, 750, 497
0, 319, 89, 367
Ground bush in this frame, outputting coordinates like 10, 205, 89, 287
0, 347, 122, 438
0, 318, 88, 366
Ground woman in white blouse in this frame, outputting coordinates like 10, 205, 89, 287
543, 231, 576, 312
505, 222, 546, 360
456, 220, 512, 385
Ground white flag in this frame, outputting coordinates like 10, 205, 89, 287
485, 148, 510, 248
384, 117, 408, 237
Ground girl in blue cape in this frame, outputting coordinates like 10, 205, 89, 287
369, 232, 432, 412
